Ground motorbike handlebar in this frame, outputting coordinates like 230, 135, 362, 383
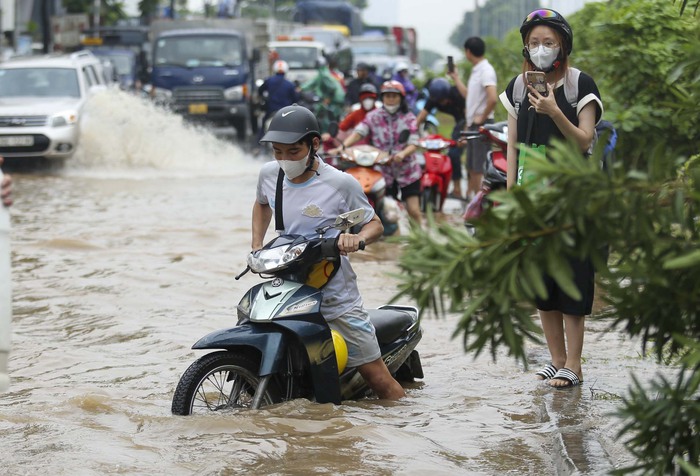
320, 237, 365, 257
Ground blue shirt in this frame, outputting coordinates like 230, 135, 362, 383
259, 74, 298, 114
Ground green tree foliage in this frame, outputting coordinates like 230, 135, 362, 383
569, 0, 699, 167
393, 1, 700, 473
62, 0, 126, 25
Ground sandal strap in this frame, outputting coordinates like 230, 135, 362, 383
535, 363, 558, 379
552, 368, 581, 385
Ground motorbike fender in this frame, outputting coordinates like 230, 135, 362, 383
191, 324, 287, 376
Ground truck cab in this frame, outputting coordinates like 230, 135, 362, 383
267, 37, 327, 85
150, 28, 251, 141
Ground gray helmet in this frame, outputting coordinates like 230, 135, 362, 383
260, 105, 321, 144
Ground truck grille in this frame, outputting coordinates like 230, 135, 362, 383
0, 116, 48, 127
173, 87, 224, 104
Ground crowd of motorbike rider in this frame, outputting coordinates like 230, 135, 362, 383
256, 37, 499, 227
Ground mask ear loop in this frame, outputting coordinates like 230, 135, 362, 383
304, 138, 320, 176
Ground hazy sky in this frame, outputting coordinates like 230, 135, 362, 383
362, 0, 597, 56
122, 0, 597, 56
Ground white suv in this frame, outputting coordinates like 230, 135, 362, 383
0, 51, 109, 160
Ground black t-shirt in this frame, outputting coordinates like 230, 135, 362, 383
502, 71, 602, 147
424, 86, 465, 122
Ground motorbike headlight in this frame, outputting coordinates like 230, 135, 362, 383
355, 151, 380, 167
247, 242, 308, 273
50, 111, 79, 127
224, 85, 244, 101
237, 291, 252, 321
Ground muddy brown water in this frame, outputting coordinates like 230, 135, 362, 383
0, 90, 665, 475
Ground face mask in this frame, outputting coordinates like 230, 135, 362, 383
528, 45, 560, 70
277, 158, 308, 179
361, 98, 375, 111
384, 104, 400, 114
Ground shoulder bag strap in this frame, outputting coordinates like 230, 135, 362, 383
275, 168, 284, 232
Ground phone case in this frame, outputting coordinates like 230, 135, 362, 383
526, 72, 548, 96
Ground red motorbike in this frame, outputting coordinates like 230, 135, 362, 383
462, 122, 508, 232
416, 134, 455, 212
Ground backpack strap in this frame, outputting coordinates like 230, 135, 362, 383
563, 67, 581, 110
513, 73, 527, 117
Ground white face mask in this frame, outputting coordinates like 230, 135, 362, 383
384, 104, 400, 114
528, 45, 561, 70
277, 157, 309, 179
361, 98, 375, 111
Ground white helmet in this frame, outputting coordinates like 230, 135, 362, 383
273, 60, 289, 74
394, 61, 409, 74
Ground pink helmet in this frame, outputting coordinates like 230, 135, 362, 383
380, 80, 406, 97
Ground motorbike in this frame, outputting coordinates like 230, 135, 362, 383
416, 134, 455, 213
461, 122, 508, 233
171, 209, 423, 415
323, 125, 410, 237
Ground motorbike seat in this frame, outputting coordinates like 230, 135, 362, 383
367, 308, 415, 344
483, 122, 507, 133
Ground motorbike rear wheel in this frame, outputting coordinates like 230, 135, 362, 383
171, 351, 281, 415
421, 186, 441, 212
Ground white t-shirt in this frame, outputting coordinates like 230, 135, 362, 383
256, 159, 375, 320
466, 58, 497, 126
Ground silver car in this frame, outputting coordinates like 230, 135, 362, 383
0, 51, 109, 160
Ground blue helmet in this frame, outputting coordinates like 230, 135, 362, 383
428, 78, 451, 101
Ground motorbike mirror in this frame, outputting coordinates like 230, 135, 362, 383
398, 129, 410, 144
333, 208, 365, 231
327, 122, 339, 138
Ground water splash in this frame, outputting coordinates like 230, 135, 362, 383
67, 88, 252, 177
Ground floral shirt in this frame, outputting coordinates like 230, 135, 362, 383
353, 107, 423, 189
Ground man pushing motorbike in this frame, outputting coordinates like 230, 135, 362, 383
251, 104, 405, 400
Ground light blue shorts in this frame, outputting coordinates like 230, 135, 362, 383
327, 307, 381, 367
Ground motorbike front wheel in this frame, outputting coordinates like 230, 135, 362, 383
171, 351, 281, 415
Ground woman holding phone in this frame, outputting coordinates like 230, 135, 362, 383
498, 9, 603, 389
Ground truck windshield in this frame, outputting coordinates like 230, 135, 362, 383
0, 68, 80, 98
275, 47, 320, 69
154, 35, 243, 67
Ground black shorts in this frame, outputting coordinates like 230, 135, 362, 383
535, 256, 595, 316
388, 179, 421, 201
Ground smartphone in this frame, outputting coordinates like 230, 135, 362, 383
525, 71, 548, 96
447, 56, 454, 73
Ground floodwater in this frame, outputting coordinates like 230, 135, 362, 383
0, 90, 666, 475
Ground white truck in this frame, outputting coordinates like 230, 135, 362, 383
266, 38, 327, 85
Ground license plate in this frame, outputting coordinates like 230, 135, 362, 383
188, 103, 208, 114
0, 136, 34, 147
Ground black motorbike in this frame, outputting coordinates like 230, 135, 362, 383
171, 209, 423, 415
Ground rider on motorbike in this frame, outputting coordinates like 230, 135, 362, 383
335, 80, 423, 227
257, 60, 299, 138
253, 105, 405, 400
416, 77, 467, 199
322, 83, 379, 146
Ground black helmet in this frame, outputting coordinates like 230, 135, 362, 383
359, 82, 378, 97
520, 8, 573, 55
260, 105, 321, 144
428, 78, 451, 101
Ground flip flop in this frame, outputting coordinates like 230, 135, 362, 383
535, 363, 558, 380
549, 368, 582, 389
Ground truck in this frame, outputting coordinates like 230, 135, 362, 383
149, 18, 299, 141
266, 37, 327, 85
